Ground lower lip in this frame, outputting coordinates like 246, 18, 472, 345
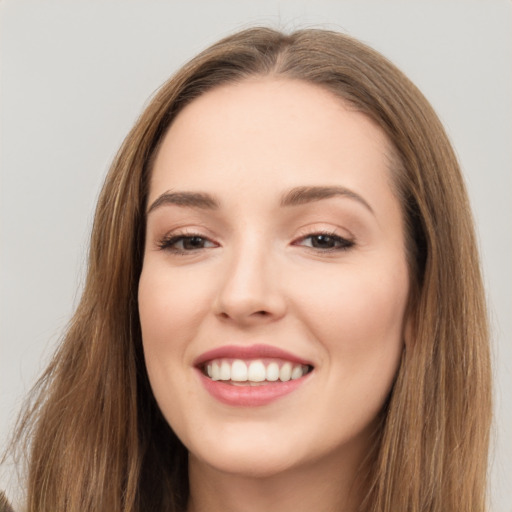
197, 370, 310, 407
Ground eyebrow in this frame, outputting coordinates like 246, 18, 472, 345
147, 185, 373, 215
280, 186, 374, 214
147, 191, 220, 214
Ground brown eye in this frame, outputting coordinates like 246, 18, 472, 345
298, 233, 354, 251
158, 234, 217, 253
310, 234, 337, 249
181, 236, 209, 250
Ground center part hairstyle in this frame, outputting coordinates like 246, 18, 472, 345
15, 27, 491, 512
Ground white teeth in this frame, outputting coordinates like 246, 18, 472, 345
205, 359, 310, 383
248, 360, 266, 382
231, 360, 248, 381
279, 362, 292, 382
211, 361, 220, 381
291, 365, 303, 380
266, 362, 280, 381
220, 361, 231, 380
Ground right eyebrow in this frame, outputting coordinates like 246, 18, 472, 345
146, 191, 220, 215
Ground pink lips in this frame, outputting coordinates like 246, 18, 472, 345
194, 344, 313, 407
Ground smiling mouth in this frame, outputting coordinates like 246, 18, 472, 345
202, 359, 314, 385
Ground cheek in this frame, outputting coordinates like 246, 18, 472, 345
138, 263, 213, 352
138, 264, 213, 428
137, 263, 213, 424
301, 263, 408, 434
297, 260, 409, 376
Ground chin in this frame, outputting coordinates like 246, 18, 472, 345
185, 426, 306, 478
195, 447, 301, 479
186, 421, 362, 481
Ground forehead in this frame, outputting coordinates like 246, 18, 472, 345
149, 78, 395, 207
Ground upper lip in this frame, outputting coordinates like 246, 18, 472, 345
193, 344, 314, 368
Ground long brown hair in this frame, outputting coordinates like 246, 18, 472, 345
12, 27, 491, 512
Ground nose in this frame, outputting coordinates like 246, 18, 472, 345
213, 243, 287, 326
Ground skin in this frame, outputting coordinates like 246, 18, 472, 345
138, 78, 411, 512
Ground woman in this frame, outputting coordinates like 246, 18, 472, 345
12, 27, 491, 511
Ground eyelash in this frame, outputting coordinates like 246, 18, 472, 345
293, 231, 355, 252
157, 231, 355, 255
157, 232, 216, 254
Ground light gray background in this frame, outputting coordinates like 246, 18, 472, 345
1, 1, 511, 510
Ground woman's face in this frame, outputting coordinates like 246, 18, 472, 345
139, 78, 410, 478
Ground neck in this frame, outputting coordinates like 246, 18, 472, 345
187, 446, 369, 512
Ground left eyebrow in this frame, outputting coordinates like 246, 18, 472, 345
280, 186, 374, 214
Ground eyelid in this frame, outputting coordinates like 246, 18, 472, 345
292, 223, 354, 241
290, 225, 356, 252
156, 229, 220, 253
294, 233, 354, 249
